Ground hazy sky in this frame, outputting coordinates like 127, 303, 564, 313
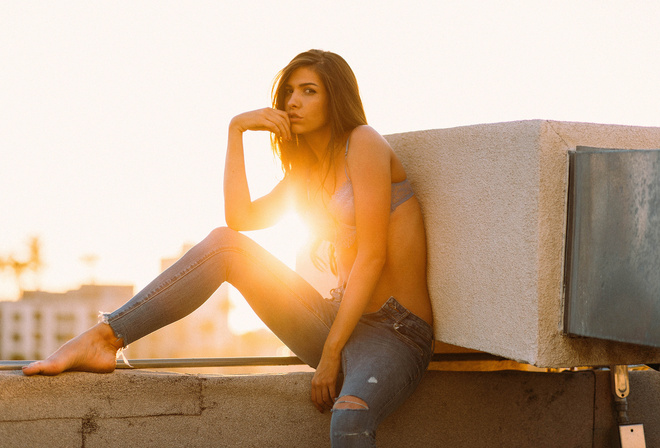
2, 1, 659, 312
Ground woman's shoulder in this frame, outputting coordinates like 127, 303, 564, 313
349, 125, 385, 142
347, 126, 392, 158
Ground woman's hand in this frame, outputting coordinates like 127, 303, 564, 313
311, 351, 341, 413
229, 108, 292, 142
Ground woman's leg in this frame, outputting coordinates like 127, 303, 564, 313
107, 226, 337, 366
24, 227, 337, 375
329, 297, 434, 448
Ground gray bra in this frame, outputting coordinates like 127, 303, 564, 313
328, 137, 414, 248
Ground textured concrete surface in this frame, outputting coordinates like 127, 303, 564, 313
1, 368, 658, 447
387, 120, 660, 367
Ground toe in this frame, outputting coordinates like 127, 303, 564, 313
22, 362, 42, 376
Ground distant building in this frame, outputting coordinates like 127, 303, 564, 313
0, 284, 133, 360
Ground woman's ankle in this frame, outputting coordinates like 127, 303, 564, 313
94, 322, 125, 350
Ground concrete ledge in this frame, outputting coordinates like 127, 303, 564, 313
2, 369, 658, 447
1, 369, 201, 421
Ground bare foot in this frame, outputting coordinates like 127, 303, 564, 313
22, 323, 124, 376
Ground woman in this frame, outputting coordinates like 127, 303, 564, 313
23, 50, 434, 447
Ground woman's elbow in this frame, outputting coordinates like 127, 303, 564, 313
224, 208, 249, 231
224, 215, 241, 231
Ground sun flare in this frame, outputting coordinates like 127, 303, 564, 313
247, 210, 310, 270
228, 211, 312, 334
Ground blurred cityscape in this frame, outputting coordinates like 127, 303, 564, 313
0, 242, 337, 375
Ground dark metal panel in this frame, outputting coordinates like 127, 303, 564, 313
564, 147, 660, 347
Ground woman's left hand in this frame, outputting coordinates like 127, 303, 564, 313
311, 352, 341, 413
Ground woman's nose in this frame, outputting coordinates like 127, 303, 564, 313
287, 91, 300, 109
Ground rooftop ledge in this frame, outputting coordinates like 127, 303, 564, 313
1, 368, 659, 447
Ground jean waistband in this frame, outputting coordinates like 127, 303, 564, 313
327, 289, 432, 335
365, 296, 433, 336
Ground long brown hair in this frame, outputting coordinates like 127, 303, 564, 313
271, 49, 367, 176
271, 50, 368, 274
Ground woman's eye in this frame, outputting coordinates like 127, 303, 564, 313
304, 88, 316, 94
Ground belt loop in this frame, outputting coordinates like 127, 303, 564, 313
387, 296, 397, 310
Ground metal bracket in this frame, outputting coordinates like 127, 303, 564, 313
610, 365, 646, 448
611, 365, 630, 399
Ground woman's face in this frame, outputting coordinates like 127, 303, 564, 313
284, 66, 330, 137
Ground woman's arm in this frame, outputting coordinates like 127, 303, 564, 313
224, 108, 294, 231
311, 126, 392, 412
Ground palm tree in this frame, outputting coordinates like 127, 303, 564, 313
0, 236, 44, 298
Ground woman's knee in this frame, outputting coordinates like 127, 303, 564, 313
203, 226, 243, 251
334, 395, 369, 411
183, 227, 246, 268
207, 226, 238, 241
330, 396, 376, 447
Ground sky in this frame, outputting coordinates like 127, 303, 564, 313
1, 1, 659, 329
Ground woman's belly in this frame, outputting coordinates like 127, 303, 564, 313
336, 252, 432, 326
335, 197, 432, 324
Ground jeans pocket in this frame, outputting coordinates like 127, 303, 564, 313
392, 322, 427, 359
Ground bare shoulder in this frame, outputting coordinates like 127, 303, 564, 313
349, 125, 390, 148
349, 126, 409, 183
344, 126, 392, 184
347, 126, 392, 163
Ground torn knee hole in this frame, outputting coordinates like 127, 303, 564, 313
333, 395, 369, 411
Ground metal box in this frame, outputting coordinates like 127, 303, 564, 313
563, 147, 660, 347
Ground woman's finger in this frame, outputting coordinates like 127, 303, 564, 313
312, 385, 334, 412
312, 389, 326, 413
267, 116, 289, 141
269, 109, 291, 141
311, 385, 324, 412
325, 383, 335, 408
232, 108, 289, 138
322, 390, 332, 410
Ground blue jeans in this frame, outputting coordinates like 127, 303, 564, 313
104, 227, 433, 447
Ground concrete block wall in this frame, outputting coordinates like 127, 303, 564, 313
1, 369, 659, 447
386, 120, 660, 367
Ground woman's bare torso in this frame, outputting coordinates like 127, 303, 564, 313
297, 140, 433, 326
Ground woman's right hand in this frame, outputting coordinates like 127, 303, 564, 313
229, 108, 292, 142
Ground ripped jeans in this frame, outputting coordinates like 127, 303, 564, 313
103, 227, 434, 448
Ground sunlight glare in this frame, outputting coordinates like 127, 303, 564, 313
228, 210, 311, 334
248, 210, 310, 271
